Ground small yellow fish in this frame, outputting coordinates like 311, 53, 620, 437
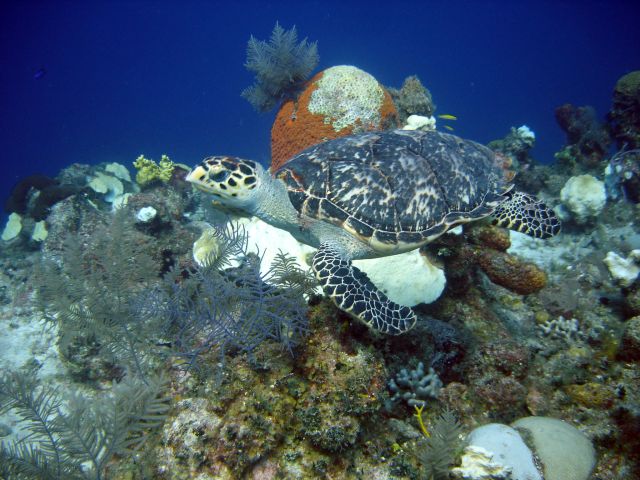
443, 125, 455, 131
438, 114, 458, 120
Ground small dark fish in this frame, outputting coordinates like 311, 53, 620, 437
33, 67, 46, 80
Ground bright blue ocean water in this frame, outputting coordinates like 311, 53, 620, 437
1, 1, 638, 215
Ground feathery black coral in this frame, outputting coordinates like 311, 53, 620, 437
242, 22, 319, 112
415, 409, 467, 479
35, 208, 163, 382
160, 222, 314, 369
0, 370, 170, 480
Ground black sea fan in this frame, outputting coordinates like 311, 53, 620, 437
0, 369, 169, 480
159, 222, 314, 370
242, 22, 319, 112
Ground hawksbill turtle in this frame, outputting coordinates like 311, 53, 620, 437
186, 130, 560, 335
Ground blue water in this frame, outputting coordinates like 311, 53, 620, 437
1, 0, 638, 211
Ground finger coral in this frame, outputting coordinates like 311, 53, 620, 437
271, 65, 398, 170
437, 224, 548, 296
133, 154, 175, 187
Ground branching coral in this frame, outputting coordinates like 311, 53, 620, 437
133, 154, 175, 187
242, 22, 319, 113
388, 361, 443, 408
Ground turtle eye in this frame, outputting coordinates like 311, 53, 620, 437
211, 170, 229, 182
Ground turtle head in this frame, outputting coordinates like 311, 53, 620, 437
186, 156, 263, 209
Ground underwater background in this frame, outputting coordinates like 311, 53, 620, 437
2, 1, 640, 479
1, 0, 639, 206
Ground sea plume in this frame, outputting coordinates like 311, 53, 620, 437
242, 22, 319, 112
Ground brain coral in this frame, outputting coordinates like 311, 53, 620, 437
271, 65, 398, 170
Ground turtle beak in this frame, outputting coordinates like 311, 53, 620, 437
186, 165, 213, 192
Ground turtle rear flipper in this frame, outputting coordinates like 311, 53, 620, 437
491, 191, 561, 239
312, 243, 416, 335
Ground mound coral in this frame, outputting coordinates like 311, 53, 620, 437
559, 174, 606, 223
271, 65, 398, 170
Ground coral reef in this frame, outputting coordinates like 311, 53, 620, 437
606, 148, 640, 202
388, 361, 443, 407
488, 125, 536, 171
270, 65, 398, 170
554, 103, 611, 172
5, 55, 640, 480
4, 174, 81, 222
387, 75, 435, 124
434, 223, 548, 296
156, 301, 390, 478
608, 70, 640, 150
242, 22, 319, 113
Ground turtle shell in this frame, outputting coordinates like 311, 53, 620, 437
274, 129, 511, 252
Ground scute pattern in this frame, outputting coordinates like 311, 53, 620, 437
275, 130, 509, 247
312, 242, 416, 334
491, 191, 561, 239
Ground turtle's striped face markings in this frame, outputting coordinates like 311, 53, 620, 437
186, 156, 260, 206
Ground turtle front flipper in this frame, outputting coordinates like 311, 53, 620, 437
491, 191, 561, 239
311, 243, 416, 335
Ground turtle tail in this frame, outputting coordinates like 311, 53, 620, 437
491, 190, 561, 239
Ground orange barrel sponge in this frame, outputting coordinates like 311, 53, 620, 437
271, 65, 398, 171
476, 249, 547, 295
